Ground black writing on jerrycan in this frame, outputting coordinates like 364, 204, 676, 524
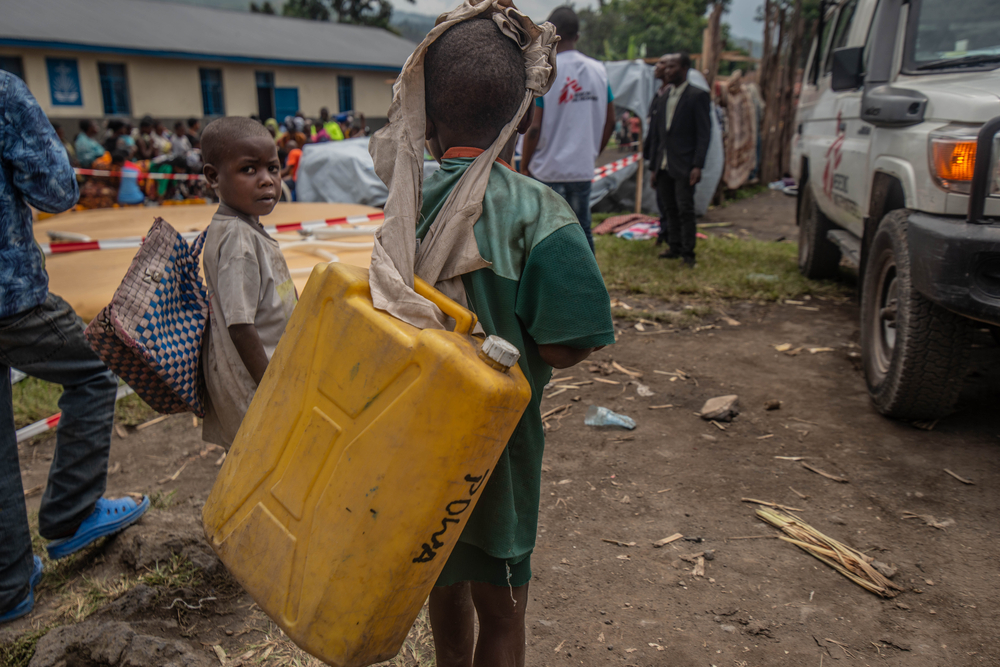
412, 470, 490, 563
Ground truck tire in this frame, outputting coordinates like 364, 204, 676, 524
860, 210, 971, 420
797, 182, 842, 279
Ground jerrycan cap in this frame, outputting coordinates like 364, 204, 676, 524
480, 335, 520, 371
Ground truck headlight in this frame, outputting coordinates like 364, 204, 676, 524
930, 124, 980, 194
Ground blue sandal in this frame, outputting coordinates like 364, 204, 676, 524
0, 556, 43, 624
46, 496, 150, 560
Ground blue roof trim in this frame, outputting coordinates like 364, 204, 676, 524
0, 38, 403, 72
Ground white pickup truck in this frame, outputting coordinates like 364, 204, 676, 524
791, 0, 1000, 420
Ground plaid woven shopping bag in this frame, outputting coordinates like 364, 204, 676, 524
85, 217, 209, 416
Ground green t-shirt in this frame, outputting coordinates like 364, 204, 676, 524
417, 155, 616, 562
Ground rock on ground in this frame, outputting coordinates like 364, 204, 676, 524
699, 394, 740, 421
104, 511, 220, 576
28, 620, 213, 667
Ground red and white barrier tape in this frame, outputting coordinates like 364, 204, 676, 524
16, 385, 134, 443
40, 212, 385, 255
74, 168, 205, 182
593, 154, 640, 182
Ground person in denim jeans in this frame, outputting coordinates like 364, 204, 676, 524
519, 7, 616, 254
0, 71, 148, 625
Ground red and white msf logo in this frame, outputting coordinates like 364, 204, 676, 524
558, 77, 583, 104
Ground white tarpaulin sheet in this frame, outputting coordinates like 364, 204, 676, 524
295, 136, 439, 206
604, 59, 656, 137
591, 63, 723, 217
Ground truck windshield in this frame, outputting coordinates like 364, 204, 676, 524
905, 0, 1000, 72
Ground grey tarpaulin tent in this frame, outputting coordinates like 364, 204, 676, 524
592, 61, 724, 217
296, 136, 440, 206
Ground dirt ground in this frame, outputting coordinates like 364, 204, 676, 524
5, 190, 1000, 666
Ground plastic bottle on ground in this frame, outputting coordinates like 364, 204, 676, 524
585, 405, 636, 429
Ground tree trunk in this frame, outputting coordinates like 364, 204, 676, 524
778, 0, 805, 177
703, 2, 724, 91
759, 4, 786, 184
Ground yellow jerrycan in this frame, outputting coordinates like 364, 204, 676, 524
202, 262, 531, 666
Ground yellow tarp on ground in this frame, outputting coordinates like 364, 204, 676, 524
33, 203, 379, 322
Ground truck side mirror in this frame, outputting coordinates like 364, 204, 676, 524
831, 46, 864, 91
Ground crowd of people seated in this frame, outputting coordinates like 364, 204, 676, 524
50, 107, 367, 209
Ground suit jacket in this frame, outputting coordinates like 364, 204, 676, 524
644, 83, 711, 182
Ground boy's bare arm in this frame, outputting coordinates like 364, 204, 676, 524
600, 101, 616, 153
229, 323, 269, 385
520, 107, 543, 176
538, 344, 605, 369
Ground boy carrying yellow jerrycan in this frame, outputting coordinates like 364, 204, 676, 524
201, 262, 530, 666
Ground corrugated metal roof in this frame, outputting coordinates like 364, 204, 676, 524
0, 0, 416, 71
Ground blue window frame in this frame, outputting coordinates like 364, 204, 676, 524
46, 58, 82, 106
200, 68, 225, 116
0, 56, 24, 80
338, 76, 353, 113
98, 63, 130, 115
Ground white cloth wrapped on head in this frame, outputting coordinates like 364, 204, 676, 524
368, 0, 558, 331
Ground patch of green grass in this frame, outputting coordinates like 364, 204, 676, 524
715, 183, 768, 206
139, 554, 201, 589
150, 489, 178, 511
115, 392, 156, 426
11, 378, 62, 430
11, 378, 156, 431
0, 626, 50, 667
595, 233, 850, 304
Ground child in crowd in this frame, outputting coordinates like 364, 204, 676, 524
111, 150, 144, 206
420, 17, 615, 667
199, 117, 297, 447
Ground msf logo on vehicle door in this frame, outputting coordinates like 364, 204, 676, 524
558, 76, 597, 104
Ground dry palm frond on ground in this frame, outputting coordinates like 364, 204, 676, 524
756, 507, 902, 598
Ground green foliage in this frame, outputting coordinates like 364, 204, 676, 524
249, 1, 276, 12
579, 0, 710, 61
279, 0, 413, 28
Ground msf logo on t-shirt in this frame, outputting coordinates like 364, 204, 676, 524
557, 76, 599, 105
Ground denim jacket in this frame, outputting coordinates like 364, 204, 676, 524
0, 71, 79, 319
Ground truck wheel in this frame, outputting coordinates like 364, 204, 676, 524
860, 210, 971, 420
797, 182, 842, 279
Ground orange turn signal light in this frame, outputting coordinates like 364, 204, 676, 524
932, 140, 977, 182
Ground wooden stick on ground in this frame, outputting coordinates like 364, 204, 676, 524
601, 538, 637, 547
136, 415, 169, 431
611, 361, 643, 378
801, 461, 848, 483
757, 507, 901, 597
944, 468, 974, 485
742, 498, 804, 512
541, 404, 571, 419
652, 533, 683, 547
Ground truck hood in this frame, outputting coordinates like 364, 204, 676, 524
898, 68, 1000, 123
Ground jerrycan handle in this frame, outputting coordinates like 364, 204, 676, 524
413, 275, 478, 335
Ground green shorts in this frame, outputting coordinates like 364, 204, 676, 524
434, 541, 532, 588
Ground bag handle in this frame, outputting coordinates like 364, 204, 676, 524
189, 231, 207, 260
413, 275, 477, 335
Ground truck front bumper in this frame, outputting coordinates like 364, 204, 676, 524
908, 212, 1000, 326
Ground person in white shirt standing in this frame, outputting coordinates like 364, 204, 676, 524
520, 6, 615, 254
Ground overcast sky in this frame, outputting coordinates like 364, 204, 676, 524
403, 0, 764, 41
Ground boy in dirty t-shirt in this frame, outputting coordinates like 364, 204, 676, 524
199, 117, 297, 447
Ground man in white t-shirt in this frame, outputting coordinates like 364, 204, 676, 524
520, 6, 615, 253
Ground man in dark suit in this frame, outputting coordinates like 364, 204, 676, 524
644, 53, 710, 266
